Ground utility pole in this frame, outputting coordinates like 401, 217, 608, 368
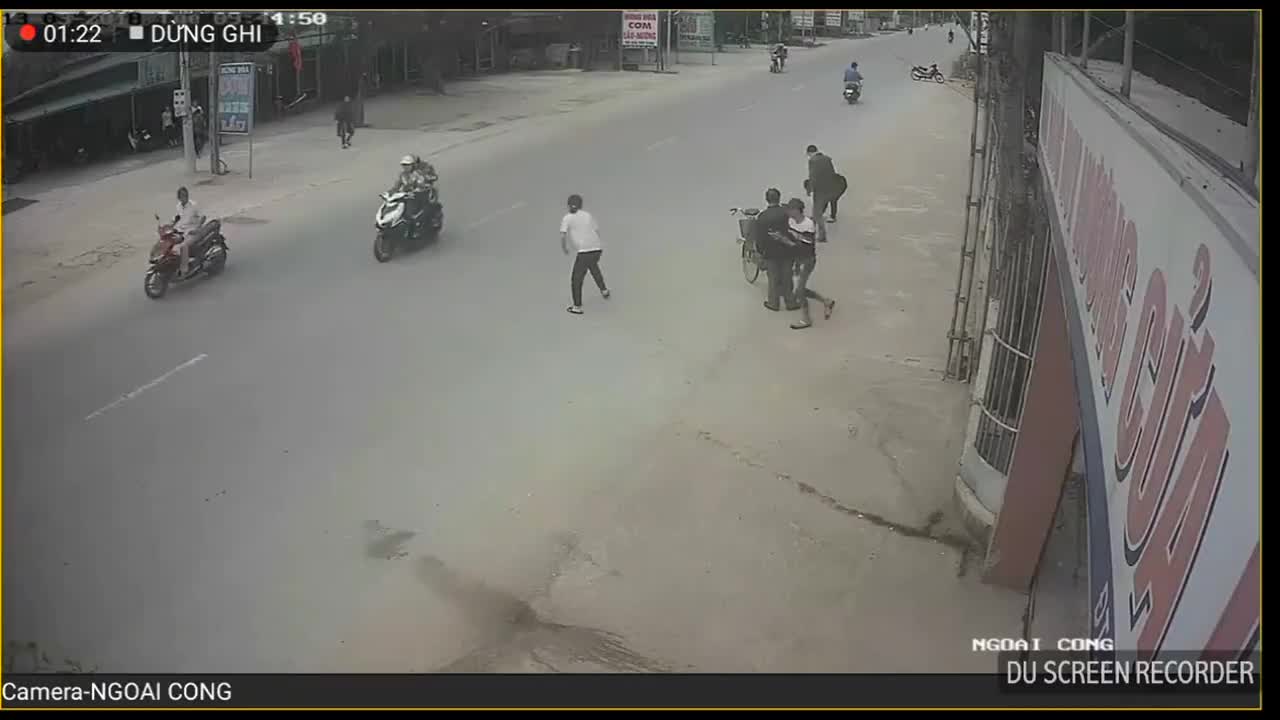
666, 11, 675, 70
1121, 11, 1135, 99
208, 48, 220, 175
179, 44, 196, 174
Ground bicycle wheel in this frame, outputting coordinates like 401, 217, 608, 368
742, 242, 761, 284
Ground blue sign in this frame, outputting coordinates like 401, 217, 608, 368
217, 62, 255, 135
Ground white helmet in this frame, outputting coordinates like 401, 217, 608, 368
400, 154, 416, 167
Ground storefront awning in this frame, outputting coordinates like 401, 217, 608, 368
8, 80, 139, 123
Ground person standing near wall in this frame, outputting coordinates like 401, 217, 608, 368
560, 193, 611, 315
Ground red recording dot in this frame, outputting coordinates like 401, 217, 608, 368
19, 23, 37, 42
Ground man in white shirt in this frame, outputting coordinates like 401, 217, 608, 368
559, 193, 610, 315
173, 186, 206, 277
785, 197, 836, 329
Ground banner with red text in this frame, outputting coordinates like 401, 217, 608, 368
1037, 55, 1258, 660
621, 11, 659, 49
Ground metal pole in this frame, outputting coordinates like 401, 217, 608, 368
1121, 11, 1135, 98
1244, 11, 1260, 184
947, 33, 986, 378
706, 13, 716, 64
179, 45, 196, 174
1080, 12, 1090, 69
666, 11, 673, 70
209, 49, 220, 175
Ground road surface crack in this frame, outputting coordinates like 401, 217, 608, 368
793, 480, 974, 574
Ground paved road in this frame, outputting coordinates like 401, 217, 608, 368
4, 32, 969, 672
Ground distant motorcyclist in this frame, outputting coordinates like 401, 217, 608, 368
948, 29, 955, 43
843, 61, 864, 86
389, 154, 436, 236
771, 43, 788, 71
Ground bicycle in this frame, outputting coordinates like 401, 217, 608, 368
730, 207, 765, 284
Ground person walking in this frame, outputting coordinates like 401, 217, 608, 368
191, 104, 207, 158
160, 105, 175, 147
755, 187, 799, 313
335, 96, 355, 148
805, 144, 841, 242
560, 194, 610, 315
784, 197, 836, 329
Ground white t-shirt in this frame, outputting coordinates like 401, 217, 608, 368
175, 200, 203, 234
789, 216, 817, 242
560, 209, 602, 253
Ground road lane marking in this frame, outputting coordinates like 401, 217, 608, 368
737, 103, 756, 112
645, 136, 678, 152
791, 83, 807, 92
465, 201, 527, 230
85, 354, 208, 422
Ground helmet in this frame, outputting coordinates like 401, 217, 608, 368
850, 61, 859, 68
400, 154, 416, 167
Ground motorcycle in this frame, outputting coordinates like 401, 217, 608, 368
911, 65, 946, 83
275, 91, 311, 117
769, 53, 782, 73
144, 215, 229, 299
127, 128, 166, 154
843, 82, 862, 104
373, 184, 444, 262
730, 207, 765, 285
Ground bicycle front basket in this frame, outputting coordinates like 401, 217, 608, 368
738, 217, 756, 240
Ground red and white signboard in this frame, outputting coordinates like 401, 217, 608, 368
1039, 55, 1258, 658
621, 11, 659, 49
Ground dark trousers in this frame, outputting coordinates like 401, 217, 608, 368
571, 250, 606, 306
792, 256, 829, 324
337, 120, 354, 144
814, 192, 839, 220
765, 257, 795, 309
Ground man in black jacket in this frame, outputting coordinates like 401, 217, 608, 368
335, 96, 355, 148
806, 144, 840, 242
754, 187, 800, 312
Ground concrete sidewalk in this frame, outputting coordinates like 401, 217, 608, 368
2, 52, 766, 310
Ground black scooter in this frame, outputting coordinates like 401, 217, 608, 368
128, 128, 166, 154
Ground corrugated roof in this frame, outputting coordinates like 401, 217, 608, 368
8, 79, 138, 123
9, 52, 151, 107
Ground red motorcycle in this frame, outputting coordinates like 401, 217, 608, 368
144, 215, 229, 299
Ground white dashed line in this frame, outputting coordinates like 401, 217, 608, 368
791, 83, 807, 92
85, 354, 208, 422
645, 136, 679, 152
737, 103, 756, 112
465, 201, 528, 230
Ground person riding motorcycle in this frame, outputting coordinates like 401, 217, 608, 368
843, 61, 864, 88
771, 43, 788, 71
948, 29, 955, 43
389, 154, 437, 235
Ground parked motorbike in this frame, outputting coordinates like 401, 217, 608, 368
144, 215, 229, 299
127, 128, 166, 154
373, 184, 444, 262
843, 82, 863, 104
275, 91, 311, 117
911, 64, 946, 83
